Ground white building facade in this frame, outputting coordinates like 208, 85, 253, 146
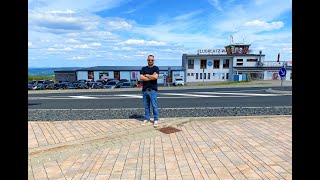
182, 54, 268, 82
182, 44, 292, 82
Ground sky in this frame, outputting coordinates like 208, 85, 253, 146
28, 0, 292, 68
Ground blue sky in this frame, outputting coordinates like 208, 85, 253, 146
28, 0, 292, 68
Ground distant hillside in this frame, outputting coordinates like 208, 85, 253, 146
28, 67, 82, 76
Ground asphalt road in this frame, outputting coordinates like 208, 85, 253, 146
28, 86, 291, 109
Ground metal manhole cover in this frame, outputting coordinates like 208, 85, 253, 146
158, 126, 181, 134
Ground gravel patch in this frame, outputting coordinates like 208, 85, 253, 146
28, 106, 292, 121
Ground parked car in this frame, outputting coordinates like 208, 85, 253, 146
104, 80, 120, 89
43, 80, 55, 89
28, 83, 35, 90
86, 80, 95, 88
135, 80, 143, 88
119, 79, 129, 83
65, 83, 77, 89
119, 82, 132, 88
76, 82, 89, 89
91, 82, 104, 89
96, 79, 107, 85
28, 80, 37, 90
54, 82, 69, 89
174, 78, 184, 86
33, 83, 48, 90
106, 78, 115, 82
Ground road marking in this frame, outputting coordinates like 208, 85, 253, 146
117, 94, 143, 98
28, 106, 292, 111
195, 92, 289, 96
68, 96, 98, 99
28, 91, 291, 100
160, 93, 219, 97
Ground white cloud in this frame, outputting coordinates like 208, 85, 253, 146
209, 0, 291, 33
119, 39, 167, 46
28, 0, 292, 67
243, 20, 284, 31
105, 18, 133, 31
65, 38, 79, 43
47, 48, 56, 51
70, 43, 102, 49
53, 44, 63, 47
89, 42, 101, 46
63, 47, 73, 51
66, 33, 80, 37
73, 44, 90, 49
49, 10, 75, 14
113, 46, 133, 51
67, 56, 87, 60
282, 47, 292, 53
173, 10, 203, 21
122, 39, 144, 45
148, 41, 167, 46
133, 54, 145, 57
28, 0, 129, 13
208, 0, 223, 11
28, 9, 101, 34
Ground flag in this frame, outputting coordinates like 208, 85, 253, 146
277, 53, 280, 64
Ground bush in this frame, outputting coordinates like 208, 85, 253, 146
28, 75, 55, 82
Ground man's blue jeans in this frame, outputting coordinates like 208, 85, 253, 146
142, 90, 159, 121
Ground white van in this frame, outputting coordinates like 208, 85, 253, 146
174, 78, 184, 86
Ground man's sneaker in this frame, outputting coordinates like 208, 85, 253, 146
141, 120, 150, 125
153, 121, 158, 128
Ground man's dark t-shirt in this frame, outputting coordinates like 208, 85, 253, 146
140, 66, 159, 91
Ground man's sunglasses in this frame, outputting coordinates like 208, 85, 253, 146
148, 59, 154, 61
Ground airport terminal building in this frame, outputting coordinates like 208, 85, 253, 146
182, 44, 292, 82
54, 43, 292, 83
54, 66, 184, 84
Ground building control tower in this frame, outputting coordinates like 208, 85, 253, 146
225, 43, 251, 54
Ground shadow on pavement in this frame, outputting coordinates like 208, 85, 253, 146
128, 113, 145, 121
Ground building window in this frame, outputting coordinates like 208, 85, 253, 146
188, 59, 194, 69
222, 73, 225, 80
200, 59, 207, 69
208, 73, 210, 79
204, 73, 206, 79
214, 60, 220, 69
226, 73, 229, 80
191, 73, 194, 76
247, 59, 258, 62
213, 73, 215, 76
236, 59, 243, 66
196, 73, 198, 79
200, 73, 202, 79
187, 73, 190, 76
223, 59, 230, 69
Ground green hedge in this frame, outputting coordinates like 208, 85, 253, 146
28, 75, 55, 82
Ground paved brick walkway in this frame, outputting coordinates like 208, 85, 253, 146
28, 116, 292, 180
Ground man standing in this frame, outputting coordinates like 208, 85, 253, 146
140, 55, 160, 127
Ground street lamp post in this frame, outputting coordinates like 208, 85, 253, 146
202, 68, 204, 83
